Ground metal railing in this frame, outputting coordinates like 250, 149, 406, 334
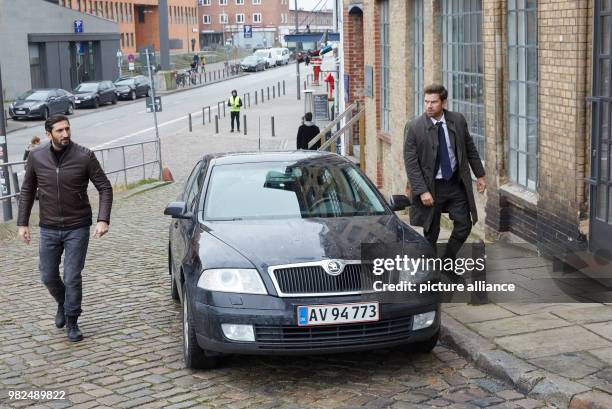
0, 139, 161, 222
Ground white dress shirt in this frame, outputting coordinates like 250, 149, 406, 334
431, 115, 457, 179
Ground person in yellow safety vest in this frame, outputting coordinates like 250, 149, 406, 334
228, 90, 243, 132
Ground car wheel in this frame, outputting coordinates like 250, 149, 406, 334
145, 87, 150, 97
182, 285, 220, 369
412, 330, 439, 353
66, 103, 74, 115
130, 91, 136, 100
111, 96, 117, 105
169, 246, 180, 302
41, 107, 49, 120
93, 98, 100, 109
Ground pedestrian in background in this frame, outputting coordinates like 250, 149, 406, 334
403, 84, 486, 261
23, 136, 41, 161
296, 112, 321, 150
17, 115, 113, 342
228, 90, 242, 132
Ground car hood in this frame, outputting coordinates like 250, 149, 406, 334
73, 91, 96, 97
115, 85, 132, 92
203, 215, 426, 269
13, 100, 43, 107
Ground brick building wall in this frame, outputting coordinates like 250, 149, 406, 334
354, 0, 596, 255
343, 3, 365, 146
60, 0, 199, 54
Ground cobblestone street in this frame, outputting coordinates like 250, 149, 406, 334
0, 128, 550, 409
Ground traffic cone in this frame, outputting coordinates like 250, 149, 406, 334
162, 167, 174, 182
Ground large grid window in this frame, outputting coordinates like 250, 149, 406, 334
508, 0, 538, 190
441, 0, 485, 157
380, 0, 391, 132
412, 0, 424, 118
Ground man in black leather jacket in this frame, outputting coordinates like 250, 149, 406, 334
17, 115, 113, 342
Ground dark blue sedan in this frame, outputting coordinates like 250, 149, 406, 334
165, 151, 440, 369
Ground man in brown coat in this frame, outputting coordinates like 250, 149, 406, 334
18, 115, 113, 342
404, 84, 486, 260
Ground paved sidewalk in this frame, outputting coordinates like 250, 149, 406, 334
401, 215, 612, 408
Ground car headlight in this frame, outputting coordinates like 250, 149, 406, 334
197, 269, 267, 294
84, 96, 92, 100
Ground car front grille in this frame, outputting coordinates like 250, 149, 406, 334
254, 316, 413, 350
271, 263, 390, 296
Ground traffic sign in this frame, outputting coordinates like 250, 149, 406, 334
128, 62, 135, 71
244, 25, 252, 39
74, 20, 83, 33
128, 53, 135, 62
146, 96, 162, 113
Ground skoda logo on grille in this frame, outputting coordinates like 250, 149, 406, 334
326, 261, 343, 276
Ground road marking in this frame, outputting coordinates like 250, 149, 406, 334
91, 106, 219, 150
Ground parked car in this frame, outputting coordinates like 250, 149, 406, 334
164, 151, 441, 369
114, 76, 150, 100
271, 47, 290, 66
8, 89, 75, 120
253, 49, 274, 68
240, 56, 266, 72
73, 81, 117, 108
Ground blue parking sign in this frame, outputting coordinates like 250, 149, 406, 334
74, 20, 84, 33
244, 25, 252, 39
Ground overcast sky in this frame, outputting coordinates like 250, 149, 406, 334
292, 0, 333, 11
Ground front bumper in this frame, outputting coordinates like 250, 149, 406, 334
116, 90, 134, 99
9, 106, 45, 118
192, 291, 440, 355
74, 98, 95, 107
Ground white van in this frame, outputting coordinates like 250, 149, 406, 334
253, 49, 274, 69
271, 48, 290, 66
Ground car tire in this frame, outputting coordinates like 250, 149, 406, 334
145, 87, 150, 97
93, 98, 100, 109
66, 103, 74, 115
413, 330, 439, 353
111, 96, 117, 105
41, 107, 49, 120
182, 285, 220, 370
131, 91, 137, 100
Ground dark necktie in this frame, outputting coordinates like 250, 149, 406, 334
437, 121, 453, 180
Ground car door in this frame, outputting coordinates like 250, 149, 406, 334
104, 82, 114, 102
136, 77, 146, 96
170, 161, 204, 289
57, 89, 70, 112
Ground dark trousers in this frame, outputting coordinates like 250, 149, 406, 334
230, 111, 240, 131
39, 226, 90, 317
424, 175, 472, 260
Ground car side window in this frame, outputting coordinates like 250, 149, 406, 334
183, 161, 203, 207
187, 164, 207, 212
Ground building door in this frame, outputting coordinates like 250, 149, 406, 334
69, 41, 97, 88
29, 43, 46, 89
589, 0, 612, 252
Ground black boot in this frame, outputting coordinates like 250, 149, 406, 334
66, 316, 83, 342
55, 304, 65, 328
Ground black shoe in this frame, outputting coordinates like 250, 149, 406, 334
55, 304, 65, 328
230, 129, 234, 133
237, 129, 240, 132
66, 316, 83, 342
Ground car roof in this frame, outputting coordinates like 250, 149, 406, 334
206, 151, 349, 165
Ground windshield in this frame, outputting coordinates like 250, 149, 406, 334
243, 57, 257, 63
204, 161, 388, 220
115, 79, 135, 86
74, 83, 99, 92
19, 90, 51, 101
254, 51, 269, 58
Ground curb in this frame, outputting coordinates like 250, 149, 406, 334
121, 181, 172, 199
440, 312, 607, 409
155, 72, 249, 96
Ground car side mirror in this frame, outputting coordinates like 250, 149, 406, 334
389, 195, 411, 211
164, 201, 192, 219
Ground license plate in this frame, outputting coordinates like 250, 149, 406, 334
75, 101, 81, 104
15, 110, 25, 114
297, 302, 379, 326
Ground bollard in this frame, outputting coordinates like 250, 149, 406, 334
304, 80, 306, 90
243, 114, 247, 135
248, 93, 251, 107
267, 86, 270, 101
223, 102, 226, 118
255, 91, 258, 105
271, 116, 275, 137
273, 86, 276, 99
243, 94, 247, 109
278, 81, 281, 96
202, 107, 206, 125
208, 106, 211, 123
283, 80, 286, 95
11, 172, 19, 194
188, 113, 192, 132
261, 89, 264, 103
215, 115, 219, 134
199, 73, 202, 84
